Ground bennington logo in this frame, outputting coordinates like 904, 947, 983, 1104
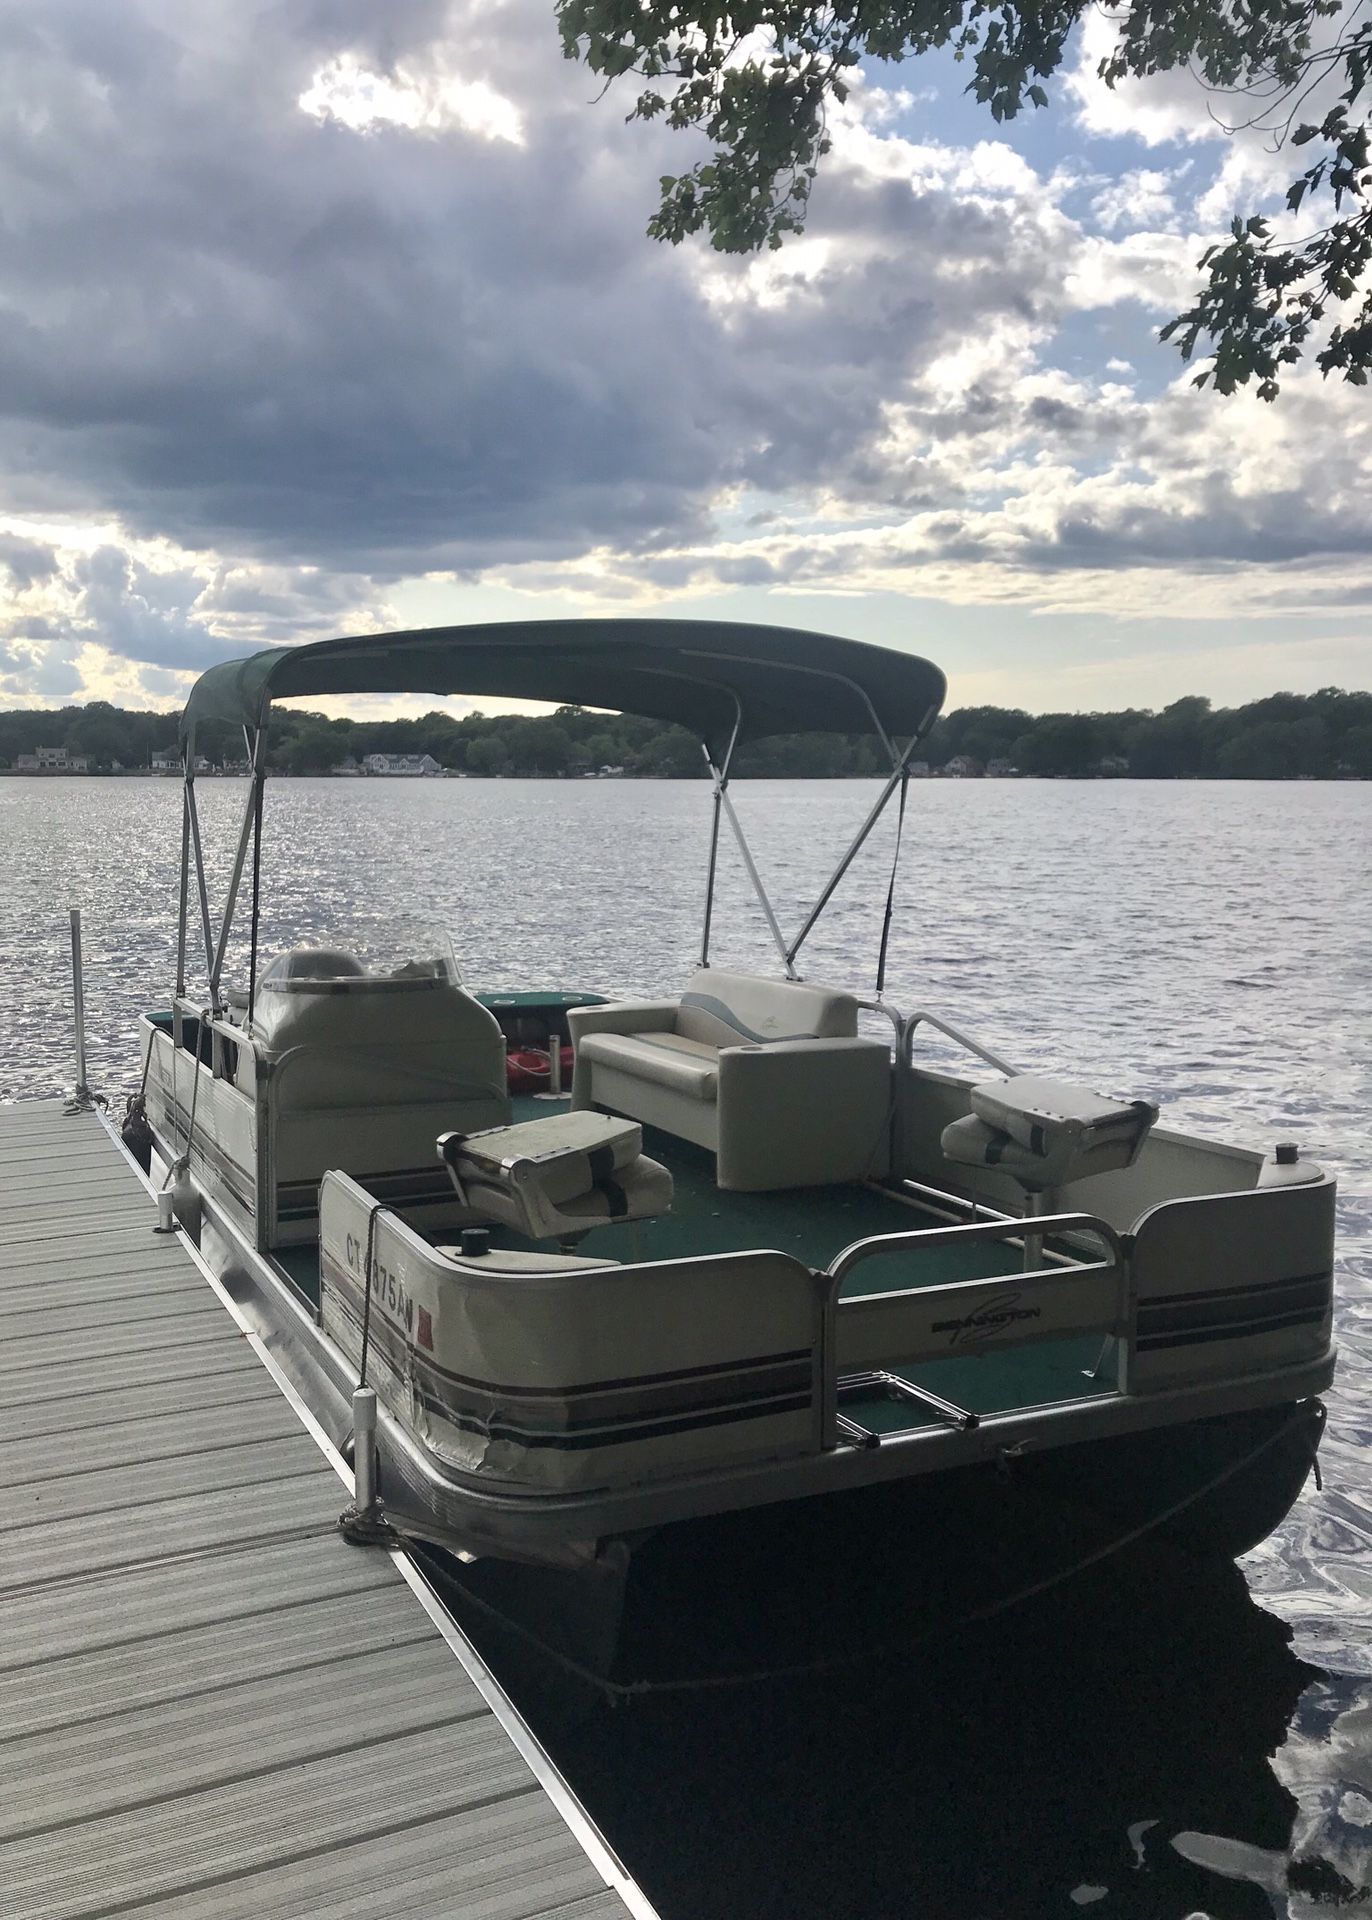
932, 1290, 1041, 1348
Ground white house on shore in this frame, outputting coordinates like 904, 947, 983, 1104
363, 752, 442, 777
15, 745, 90, 773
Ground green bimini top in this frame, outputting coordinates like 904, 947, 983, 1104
178, 619, 946, 764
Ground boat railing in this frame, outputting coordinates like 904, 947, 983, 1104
826, 1210, 1125, 1287
169, 993, 250, 1080
900, 1008, 1018, 1078
821, 1211, 1128, 1444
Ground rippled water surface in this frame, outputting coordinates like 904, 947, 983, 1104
2, 774, 1369, 1917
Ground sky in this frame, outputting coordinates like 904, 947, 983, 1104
0, 0, 1369, 721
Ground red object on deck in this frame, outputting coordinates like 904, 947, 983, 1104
506, 1046, 575, 1093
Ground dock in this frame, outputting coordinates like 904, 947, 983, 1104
0, 1100, 652, 1920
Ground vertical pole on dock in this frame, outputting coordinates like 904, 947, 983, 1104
70, 908, 89, 1100
352, 1387, 378, 1515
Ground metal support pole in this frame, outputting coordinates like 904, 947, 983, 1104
69, 909, 88, 1098
209, 765, 262, 999
1023, 1190, 1046, 1273
185, 778, 215, 994
786, 746, 917, 970
175, 785, 190, 1002
247, 757, 265, 1024
718, 784, 796, 977
351, 1387, 378, 1514
535, 1032, 565, 1099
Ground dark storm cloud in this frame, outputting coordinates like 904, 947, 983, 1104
0, 0, 1065, 608
1016, 491, 1372, 570
5, 0, 1367, 680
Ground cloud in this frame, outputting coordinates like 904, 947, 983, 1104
0, 0, 1366, 710
1090, 167, 1187, 233
299, 51, 524, 145
0, 3, 1081, 598
0, 516, 397, 700
0, 533, 60, 591
1065, 15, 1230, 148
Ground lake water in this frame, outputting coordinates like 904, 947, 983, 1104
2, 774, 1370, 1917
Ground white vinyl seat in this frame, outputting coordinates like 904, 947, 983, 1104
582, 1032, 719, 1101
569, 969, 892, 1191
438, 1110, 673, 1244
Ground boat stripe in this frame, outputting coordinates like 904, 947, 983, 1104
1141, 1268, 1333, 1309
1138, 1277, 1330, 1334
278, 1168, 450, 1200
321, 1262, 814, 1433
406, 1352, 815, 1433
1136, 1305, 1329, 1351
408, 1340, 814, 1405
152, 1099, 256, 1217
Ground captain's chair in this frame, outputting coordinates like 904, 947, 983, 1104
439, 1111, 672, 1248
942, 1075, 1157, 1264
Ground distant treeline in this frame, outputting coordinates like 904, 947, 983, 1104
2, 688, 1371, 778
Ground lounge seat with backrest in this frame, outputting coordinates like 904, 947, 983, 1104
568, 969, 891, 1191
236, 946, 513, 1244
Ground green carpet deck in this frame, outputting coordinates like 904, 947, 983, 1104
507, 1098, 1006, 1282
524, 1104, 1114, 1419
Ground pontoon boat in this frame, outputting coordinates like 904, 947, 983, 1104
130, 621, 1336, 1673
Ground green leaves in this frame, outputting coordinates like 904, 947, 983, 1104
558, 0, 1372, 395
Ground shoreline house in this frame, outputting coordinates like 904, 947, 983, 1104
150, 749, 180, 774
15, 745, 90, 774
363, 752, 442, 777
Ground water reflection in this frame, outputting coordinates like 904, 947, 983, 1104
438, 1532, 1349, 1920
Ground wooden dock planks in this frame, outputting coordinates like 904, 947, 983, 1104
0, 1104, 646, 1920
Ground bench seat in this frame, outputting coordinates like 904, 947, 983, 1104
570, 969, 891, 1191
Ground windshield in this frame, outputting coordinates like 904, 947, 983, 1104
258, 930, 461, 991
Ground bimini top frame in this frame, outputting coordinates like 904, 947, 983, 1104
174, 618, 946, 1013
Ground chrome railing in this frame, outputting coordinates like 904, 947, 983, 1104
820, 1211, 1127, 1447
827, 1210, 1124, 1288
900, 1008, 1018, 1078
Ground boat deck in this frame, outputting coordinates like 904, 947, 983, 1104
0, 1100, 650, 1920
